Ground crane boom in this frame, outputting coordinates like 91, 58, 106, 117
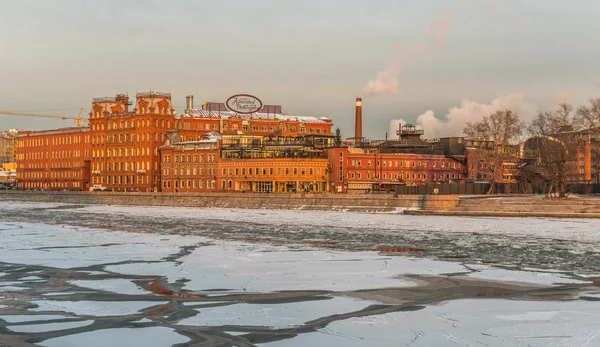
0, 108, 88, 127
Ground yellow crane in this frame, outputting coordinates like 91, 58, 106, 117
0, 108, 89, 127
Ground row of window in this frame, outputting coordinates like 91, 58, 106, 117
18, 150, 89, 162
21, 181, 78, 189
20, 171, 80, 179
92, 132, 164, 145
163, 154, 217, 163
20, 161, 82, 169
95, 161, 153, 172
220, 167, 322, 177
91, 118, 172, 130
348, 172, 461, 180
20, 135, 88, 148
92, 175, 151, 185
163, 168, 216, 177
92, 147, 158, 158
182, 122, 328, 134
163, 179, 217, 189
350, 159, 461, 169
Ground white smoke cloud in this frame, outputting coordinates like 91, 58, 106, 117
388, 94, 539, 139
362, 7, 454, 98
388, 118, 410, 139
430, 7, 454, 49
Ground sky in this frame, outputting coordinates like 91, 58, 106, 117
1, 0, 600, 139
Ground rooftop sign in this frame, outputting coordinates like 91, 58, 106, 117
226, 94, 263, 114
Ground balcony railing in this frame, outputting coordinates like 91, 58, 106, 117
136, 91, 171, 98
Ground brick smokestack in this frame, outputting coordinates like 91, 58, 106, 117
355, 97, 362, 144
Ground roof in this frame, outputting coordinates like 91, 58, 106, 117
177, 110, 331, 124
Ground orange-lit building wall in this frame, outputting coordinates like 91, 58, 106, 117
160, 144, 220, 193
88, 92, 176, 192
327, 148, 466, 193
16, 127, 91, 190
159, 141, 329, 193
176, 112, 334, 140
217, 158, 329, 193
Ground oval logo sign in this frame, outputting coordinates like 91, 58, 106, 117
225, 94, 263, 114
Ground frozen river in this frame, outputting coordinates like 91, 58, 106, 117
1, 202, 599, 346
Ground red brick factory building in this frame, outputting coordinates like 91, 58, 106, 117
15, 91, 534, 193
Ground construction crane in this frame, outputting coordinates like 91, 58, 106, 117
0, 108, 89, 127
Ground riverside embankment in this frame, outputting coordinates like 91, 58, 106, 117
0, 191, 459, 213
406, 195, 600, 218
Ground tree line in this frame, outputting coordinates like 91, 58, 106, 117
463, 97, 600, 197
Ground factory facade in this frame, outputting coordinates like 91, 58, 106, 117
15, 91, 598, 193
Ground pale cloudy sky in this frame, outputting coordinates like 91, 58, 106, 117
1, 0, 599, 139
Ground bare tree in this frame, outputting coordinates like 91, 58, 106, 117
464, 110, 523, 194
576, 98, 600, 131
528, 103, 578, 135
524, 103, 578, 198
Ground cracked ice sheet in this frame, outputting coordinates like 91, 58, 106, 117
258, 299, 600, 347
106, 242, 465, 292
28, 300, 167, 317
37, 327, 190, 347
106, 240, 587, 293
0, 221, 589, 294
0, 315, 67, 323
178, 296, 372, 329
68, 279, 149, 295
464, 264, 587, 285
0, 222, 199, 268
7, 320, 94, 333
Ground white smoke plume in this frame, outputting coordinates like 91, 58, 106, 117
388, 94, 539, 139
430, 7, 454, 49
362, 7, 454, 98
388, 118, 410, 139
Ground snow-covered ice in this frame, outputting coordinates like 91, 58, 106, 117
37, 327, 190, 347
69, 279, 149, 295
28, 300, 167, 317
7, 320, 94, 333
0, 315, 68, 323
178, 296, 373, 328
1, 202, 599, 346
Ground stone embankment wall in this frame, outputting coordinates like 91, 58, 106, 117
0, 191, 459, 213
407, 196, 600, 218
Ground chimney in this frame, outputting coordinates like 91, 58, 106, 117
185, 95, 194, 113
355, 97, 362, 145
